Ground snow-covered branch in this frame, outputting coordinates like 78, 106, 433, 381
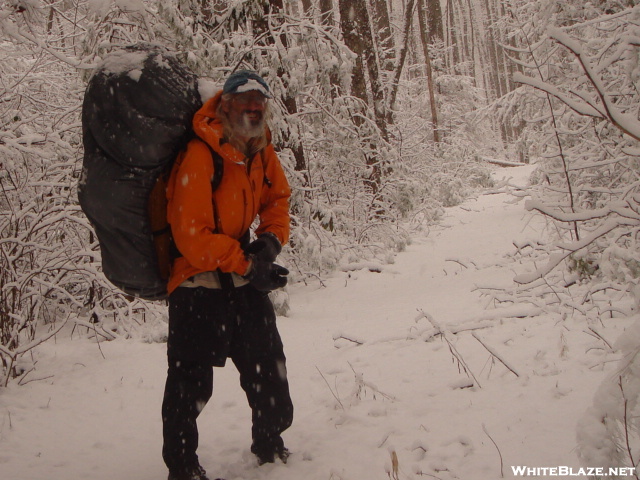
548, 27, 640, 143
513, 72, 605, 119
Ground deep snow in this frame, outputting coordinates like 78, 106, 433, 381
0, 164, 636, 480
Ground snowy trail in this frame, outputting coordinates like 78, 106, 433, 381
0, 165, 628, 480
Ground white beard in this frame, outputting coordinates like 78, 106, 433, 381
233, 112, 265, 139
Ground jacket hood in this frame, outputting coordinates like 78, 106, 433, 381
192, 91, 224, 146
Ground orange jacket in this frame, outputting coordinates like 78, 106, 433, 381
165, 91, 291, 293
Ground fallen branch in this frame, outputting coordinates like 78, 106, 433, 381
479, 156, 526, 167
418, 309, 482, 388
472, 332, 521, 377
333, 333, 364, 346
445, 258, 477, 270
584, 327, 614, 352
348, 362, 397, 402
316, 366, 344, 410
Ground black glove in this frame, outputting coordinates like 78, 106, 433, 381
244, 256, 289, 292
244, 232, 282, 263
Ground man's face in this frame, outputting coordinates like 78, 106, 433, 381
223, 91, 268, 140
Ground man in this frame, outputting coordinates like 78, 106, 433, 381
162, 70, 294, 480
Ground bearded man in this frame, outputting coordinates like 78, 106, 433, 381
161, 70, 293, 480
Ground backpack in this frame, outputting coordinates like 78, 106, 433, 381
79, 43, 223, 300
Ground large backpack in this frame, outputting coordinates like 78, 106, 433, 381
79, 43, 222, 300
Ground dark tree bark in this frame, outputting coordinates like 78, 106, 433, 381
424, 0, 444, 44
338, 0, 390, 199
319, 0, 335, 25
388, 0, 416, 120
338, 0, 389, 138
417, 0, 440, 142
338, 0, 370, 104
372, 0, 395, 74
445, 0, 460, 74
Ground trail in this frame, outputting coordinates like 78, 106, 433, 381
0, 165, 626, 480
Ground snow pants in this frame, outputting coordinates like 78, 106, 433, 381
161, 283, 293, 473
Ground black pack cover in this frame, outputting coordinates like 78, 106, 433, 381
79, 43, 202, 300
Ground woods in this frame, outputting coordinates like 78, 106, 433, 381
1, 0, 640, 469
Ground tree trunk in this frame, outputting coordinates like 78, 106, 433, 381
340, 0, 389, 141
424, 0, 444, 44
338, 0, 389, 197
417, 0, 440, 142
320, 0, 335, 25
372, 0, 395, 74
338, 0, 369, 103
388, 0, 417, 119
445, 0, 460, 74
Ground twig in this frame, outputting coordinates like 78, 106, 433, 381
74, 319, 116, 340
16, 364, 37, 386
378, 433, 390, 448
92, 322, 106, 360
445, 258, 477, 269
472, 332, 521, 377
333, 334, 364, 346
316, 366, 344, 410
584, 327, 614, 351
415, 471, 444, 479
347, 362, 397, 401
19, 375, 54, 386
483, 423, 504, 478
419, 309, 482, 388
619, 377, 640, 480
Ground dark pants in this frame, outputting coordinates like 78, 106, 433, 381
161, 284, 293, 473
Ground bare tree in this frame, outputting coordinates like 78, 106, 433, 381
424, 0, 444, 44
513, 8, 640, 285
338, 0, 390, 198
417, 0, 440, 142
372, 0, 395, 75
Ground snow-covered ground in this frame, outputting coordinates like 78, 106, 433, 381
1, 165, 635, 480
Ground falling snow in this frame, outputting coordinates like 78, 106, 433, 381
0, 165, 638, 480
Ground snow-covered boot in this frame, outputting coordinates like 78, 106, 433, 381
255, 446, 290, 466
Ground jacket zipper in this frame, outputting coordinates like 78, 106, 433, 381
241, 162, 255, 235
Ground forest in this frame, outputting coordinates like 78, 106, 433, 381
1, 0, 639, 470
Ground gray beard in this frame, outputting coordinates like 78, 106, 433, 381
233, 112, 265, 139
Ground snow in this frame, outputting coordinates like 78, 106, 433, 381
99, 50, 148, 76
1, 165, 637, 480
233, 79, 270, 97
198, 78, 219, 103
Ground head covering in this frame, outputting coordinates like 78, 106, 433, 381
223, 70, 272, 98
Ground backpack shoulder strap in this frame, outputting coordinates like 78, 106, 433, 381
167, 139, 225, 262
204, 142, 224, 192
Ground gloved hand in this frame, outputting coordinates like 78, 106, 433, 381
244, 256, 289, 292
244, 232, 282, 263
